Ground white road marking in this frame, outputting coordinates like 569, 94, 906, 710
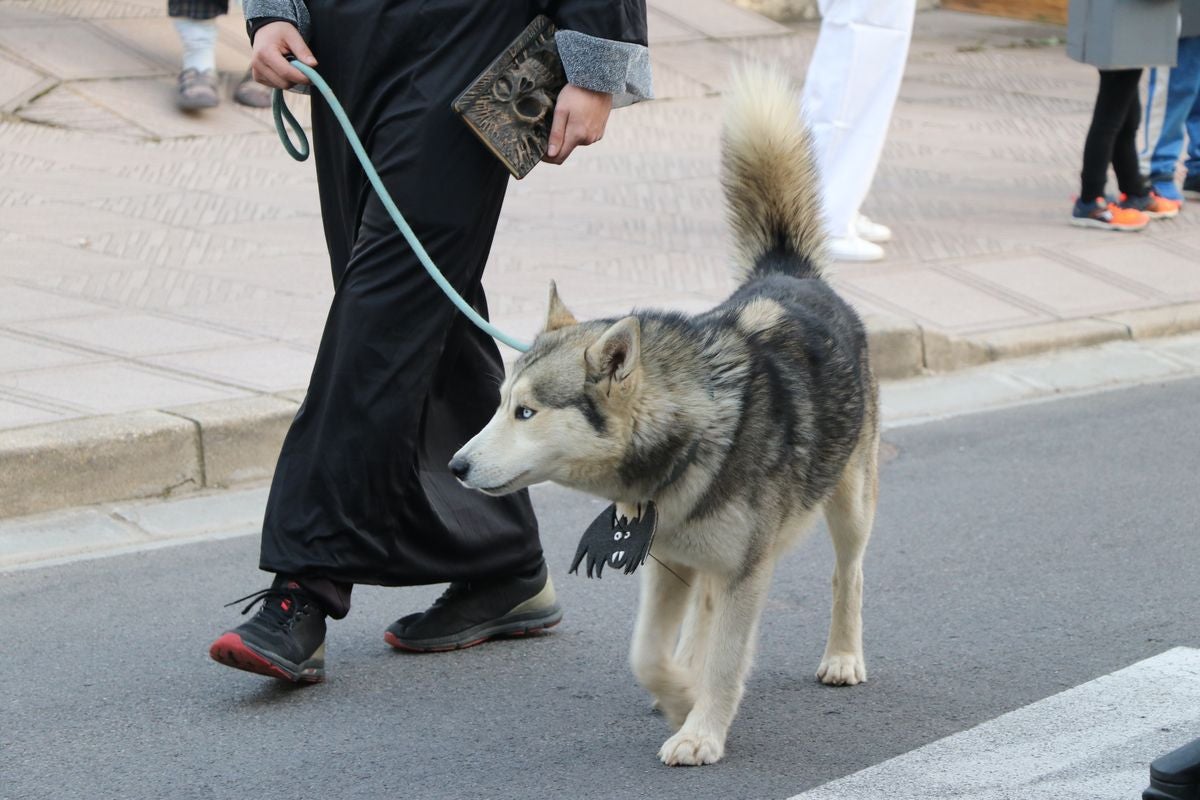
790, 647, 1200, 800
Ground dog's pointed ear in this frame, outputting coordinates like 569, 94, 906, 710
586, 316, 641, 382
544, 281, 578, 332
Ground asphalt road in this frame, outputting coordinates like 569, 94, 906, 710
3, 377, 1199, 800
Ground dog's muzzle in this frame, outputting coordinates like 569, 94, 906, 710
448, 455, 470, 482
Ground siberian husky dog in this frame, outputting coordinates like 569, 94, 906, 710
450, 64, 879, 766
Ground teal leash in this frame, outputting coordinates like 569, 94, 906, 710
271, 59, 532, 353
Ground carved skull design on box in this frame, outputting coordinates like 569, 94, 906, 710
452, 17, 568, 179
492, 56, 557, 128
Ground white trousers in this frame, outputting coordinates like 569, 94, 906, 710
801, 0, 917, 239
173, 17, 218, 73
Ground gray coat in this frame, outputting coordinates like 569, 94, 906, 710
1184, 0, 1200, 37
1067, 0, 1181, 68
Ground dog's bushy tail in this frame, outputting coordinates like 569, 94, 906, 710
721, 63, 826, 283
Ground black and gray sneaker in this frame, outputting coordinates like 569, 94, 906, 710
177, 67, 219, 111
1184, 173, 1200, 200
209, 577, 327, 683
384, 561, 562, 652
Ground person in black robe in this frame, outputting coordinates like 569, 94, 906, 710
208, 0, 651, 683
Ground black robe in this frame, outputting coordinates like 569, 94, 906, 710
258, 0, 648, 593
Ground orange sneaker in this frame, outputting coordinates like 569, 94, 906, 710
1116, 191, 1181, 219
1071, 197, 1149, 231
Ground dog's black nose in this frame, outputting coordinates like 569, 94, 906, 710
448, 456, 470, 481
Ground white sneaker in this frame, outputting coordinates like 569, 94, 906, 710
829, 235, 884, 262
855, 214, 892, 243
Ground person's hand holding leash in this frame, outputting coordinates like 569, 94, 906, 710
251, 21, 317, 89
544, 84, 613, 164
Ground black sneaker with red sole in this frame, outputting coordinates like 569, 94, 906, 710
209, 577, 327, 683
384, 561, 562, 653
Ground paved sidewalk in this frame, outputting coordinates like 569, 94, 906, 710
2, 2, 1199, 515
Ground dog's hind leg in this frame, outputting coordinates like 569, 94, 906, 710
658, 562, 772, 766
631, 558, 697, 729
817, 430, 879, 686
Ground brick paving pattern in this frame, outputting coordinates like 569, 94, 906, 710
1, 1, 1198, 433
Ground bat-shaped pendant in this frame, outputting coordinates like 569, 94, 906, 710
570, 501, 657, 578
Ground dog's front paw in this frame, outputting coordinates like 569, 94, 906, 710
658, 729, 725, 766
816, 652, 866, 686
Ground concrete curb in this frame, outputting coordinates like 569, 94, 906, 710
2, 302, 1199, 520
0, 411, 203, 519
166, 395, 300, 488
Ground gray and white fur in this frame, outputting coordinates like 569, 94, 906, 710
451, 64, 879, 766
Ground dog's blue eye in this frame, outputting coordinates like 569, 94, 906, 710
515, 405, 536, 420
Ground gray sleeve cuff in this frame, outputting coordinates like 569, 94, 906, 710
243, 0, 311, 40
243, 0, 311, 93
555, 30, 654, 108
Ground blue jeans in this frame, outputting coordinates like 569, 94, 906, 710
1142, 36, 1200, 179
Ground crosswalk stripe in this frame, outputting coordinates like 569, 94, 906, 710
790, 647, 1200, 800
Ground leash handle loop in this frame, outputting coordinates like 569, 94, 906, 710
272, 85, 309, 160
271, 60, 532, 353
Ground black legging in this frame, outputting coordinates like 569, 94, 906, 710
1080, 68, 1147, 201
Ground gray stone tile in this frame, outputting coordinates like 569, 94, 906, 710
2, 0, 161, 20
841, 269, 1046, 331
0, 362, 246, 414
959, 255, 1155, 317
0, 508, 139, 566
28, 265, 281, 312
0, 285, 111, 323
202, 216, 328, 253
647, 8, 705, 44
0, 4, 62, 26
143, 342, 316, 393
17, 84, 151, 138
0, 200, 166, 240
170, 295, 331, 342
55, 225, 275, 268
15, 312, 253, 357
0, 53, 50, 112
113, 485, 268, 539
0, 123, 177, 169
0, 239, 146, 281
999, 340, 1187, 394
651, 0, 788, 38
0, 393, 76, 430
93, 17, 252, 73
648, 40, 738, 93
81, 191, 303, 229
0, 331, 99, 372
0, 22, 161, 80
1072, 240, 1200, 300
881, 371, 1043, 424
71, 77, 271, 139
1, 166, 177, 204
1144, 333, 1200, 368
